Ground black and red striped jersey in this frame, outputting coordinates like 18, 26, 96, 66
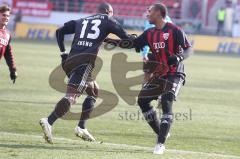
134, 22, 191, 76
0, 29, 16, 72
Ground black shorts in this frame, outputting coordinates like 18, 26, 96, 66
143, 53, 185, 76
67, 64, 99, 97
138, 74, 184, 100
62, 54, 98, 97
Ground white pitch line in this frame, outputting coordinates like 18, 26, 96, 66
0, 132, 240, 159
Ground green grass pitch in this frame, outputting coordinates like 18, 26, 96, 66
0, 39, 240, 159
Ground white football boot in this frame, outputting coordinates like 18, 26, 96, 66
39, 118, 53, 144
153, 133, 170, 154
153, 143, 165, 155
75, 126, 96, 142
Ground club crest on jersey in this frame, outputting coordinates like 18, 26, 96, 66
163, 33, 169, 40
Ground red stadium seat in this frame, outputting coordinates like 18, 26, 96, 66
73, 0, 183, 18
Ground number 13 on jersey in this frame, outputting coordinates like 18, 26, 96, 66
80, 19, 101, 39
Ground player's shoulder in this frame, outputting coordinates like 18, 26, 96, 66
144, 27, 156, 34
106, 16, 119, 24
0, 28, 11, 38
167, 22, 183, 32
0, 29, 11, 43
64, 19, 77, 27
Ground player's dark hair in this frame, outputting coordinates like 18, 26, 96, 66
153, 3, 167, 18
98, 2, 112, 14
0, 4, 10, 13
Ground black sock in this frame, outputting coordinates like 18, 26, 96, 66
78, 96, 96, 129
47, 97, 71, 126
158, 93, 174, 144
48, 112, 58, 126
143, 109, 160, 135
157, 114, 173, 144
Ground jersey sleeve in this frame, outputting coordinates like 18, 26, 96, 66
175, 28, 191, 50
107, 17, 130, 39
133, 31, 148, 52
4, 36, 16, 72
56, 20, 76, 52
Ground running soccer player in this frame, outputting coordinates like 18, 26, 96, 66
39, 3, 133, 144
105, 3, 193, 154
0, 5, 17, 83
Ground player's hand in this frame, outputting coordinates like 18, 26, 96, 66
10, 71, 17, 84
128, 34, 138, 39
103, 38, 119, 46
61, 53, 68, 64
168, 55, 183, 66
60, 53, 70, 78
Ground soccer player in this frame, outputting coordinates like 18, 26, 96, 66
105, 3, 193, 154
141, 16, 172, 83
141, 14, 173, 109
0, 5, 17, 83
39, 3, 133, 144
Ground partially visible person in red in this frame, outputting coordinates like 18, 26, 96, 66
0, 5, 17, 83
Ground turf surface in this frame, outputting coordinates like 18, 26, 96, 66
0, 40, 240, 159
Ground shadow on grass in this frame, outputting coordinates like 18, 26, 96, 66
175, 134, 240, 143
0, 99, 82, 106
0, 143, 150, 154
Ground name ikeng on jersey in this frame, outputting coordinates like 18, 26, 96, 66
77, 40, 93, 47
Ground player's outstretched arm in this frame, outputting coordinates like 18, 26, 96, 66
107, 17, 132, 40
104, 31, 148, 53
106, 17, 148, 52
4, 38, 17, 83
104, 35, 136, 49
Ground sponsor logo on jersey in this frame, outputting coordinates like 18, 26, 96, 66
0, 37, 8, 46
153, 42, 166, 50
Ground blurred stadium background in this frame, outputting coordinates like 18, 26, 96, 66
1, 0, 240, 54
0, 0, 240, 159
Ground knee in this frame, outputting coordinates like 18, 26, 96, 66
65, 95, 77, 105
65, 86, 79, 105
137, 98, 151, 113
161, 93, 175, 114
161, 113, 173, 124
